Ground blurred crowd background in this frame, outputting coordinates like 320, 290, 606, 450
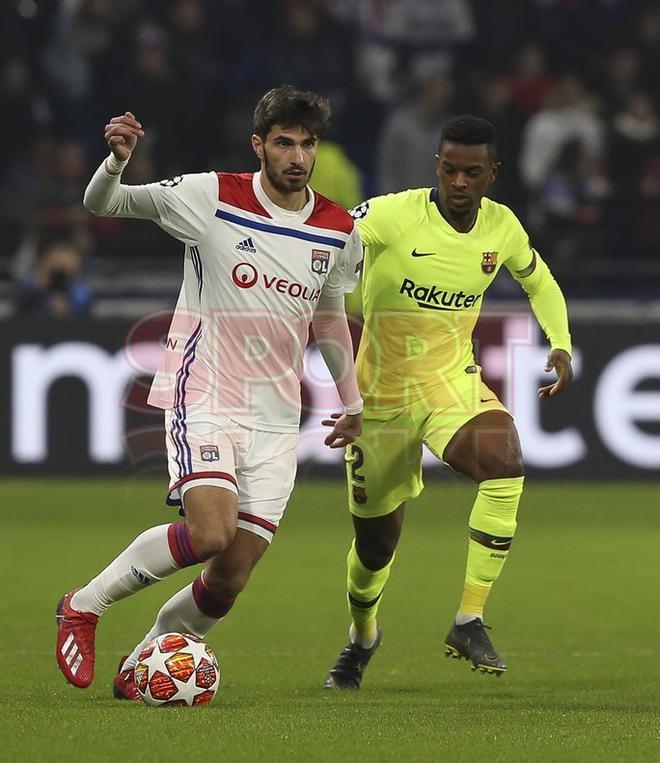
1, 0, 659, 319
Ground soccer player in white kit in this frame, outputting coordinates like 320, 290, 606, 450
55, 86, 364, 698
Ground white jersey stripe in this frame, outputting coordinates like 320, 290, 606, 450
174, 325, 202, 475
171, 322, 203, 476
190, 246, 203, 298
216, 209, 347, 248
146, 171, 362, 430
170, 411, 185, 480
217, 200, 351, 243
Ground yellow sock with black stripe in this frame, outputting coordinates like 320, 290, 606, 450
457, 476, 524, 623
346, 539, 394, 648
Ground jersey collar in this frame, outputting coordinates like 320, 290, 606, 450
253, 171, 315, 220
430, 187, 481, 234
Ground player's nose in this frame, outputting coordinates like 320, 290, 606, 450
292, 144, 306, 162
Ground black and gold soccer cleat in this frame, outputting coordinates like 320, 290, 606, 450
444, 618, 507, 676
323, 627, 383, 689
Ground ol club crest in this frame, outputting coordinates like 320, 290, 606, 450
311, 249, 330, 274
200, 445, 220, 462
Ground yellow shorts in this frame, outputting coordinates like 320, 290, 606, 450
345, 371, 508, 518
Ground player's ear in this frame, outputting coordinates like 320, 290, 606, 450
491, 161, 501, 182
251, 134, 264, 161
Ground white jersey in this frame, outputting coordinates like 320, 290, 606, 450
142, 170, 362, 432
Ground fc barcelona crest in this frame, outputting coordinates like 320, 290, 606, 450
352, 486, 367, 505
311, 249, 330, 274
481, 251, 498, 274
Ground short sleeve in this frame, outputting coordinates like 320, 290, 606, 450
349, 197, 388, 249
322, 226, 364, 296
350, 192, 415, 251
144, 172, 218, 245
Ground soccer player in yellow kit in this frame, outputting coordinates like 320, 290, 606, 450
324, 115, 573, 687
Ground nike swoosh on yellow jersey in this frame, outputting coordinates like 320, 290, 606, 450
411, 249, 436, 257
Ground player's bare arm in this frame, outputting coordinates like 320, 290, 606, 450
538, 348, 573, 398
322, 411, 363, 449
104, 111, 144, 162
312, 287, 364, 450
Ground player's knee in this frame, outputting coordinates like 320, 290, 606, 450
478, 442, 524, 481
188, 516, 236, 561
487, 455, 524, 480
474, 475, 524, 538
356, 538, 395, 572
183, 487, 238, 560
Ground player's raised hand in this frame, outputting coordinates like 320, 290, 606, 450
104, 111, 145, 161
538, 349, 573, 398
321, 411, 363, 449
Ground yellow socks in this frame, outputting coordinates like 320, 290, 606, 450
346, 539, 394, 647
345, 477, 523, 635
457, 476, 524, 622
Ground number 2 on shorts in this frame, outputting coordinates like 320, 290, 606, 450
350, 444, 365, 482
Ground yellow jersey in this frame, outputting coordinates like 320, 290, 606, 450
353, 188, 537, 414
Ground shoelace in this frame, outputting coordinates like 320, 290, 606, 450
465, 620, 495, 649
336, 643, 366, 669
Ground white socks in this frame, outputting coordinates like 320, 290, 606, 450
122, 582, 220, 670
349, 621, 378, 650
455, 612, 479, 626
70, 525, 181, 617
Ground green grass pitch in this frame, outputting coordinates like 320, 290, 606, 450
2, 478, 659, 762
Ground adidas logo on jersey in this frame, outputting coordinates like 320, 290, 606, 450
236, 237, 257, 253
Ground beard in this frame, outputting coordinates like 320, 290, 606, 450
448, 200, 473, 217
263, 151, 315, 195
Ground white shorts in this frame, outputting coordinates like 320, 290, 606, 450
165, 408, 298, 543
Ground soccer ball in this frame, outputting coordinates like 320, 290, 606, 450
134, 632, 220, 707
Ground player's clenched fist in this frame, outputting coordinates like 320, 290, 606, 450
104, 111, 145, 161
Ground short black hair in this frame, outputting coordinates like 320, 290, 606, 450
439, 115, 498, 161
253, 85, 331, 140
